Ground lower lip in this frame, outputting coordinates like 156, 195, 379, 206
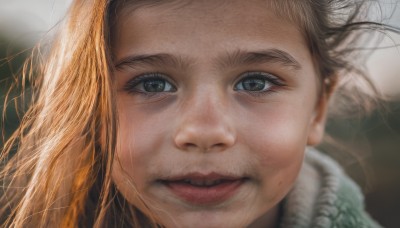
163, 179, 245, 205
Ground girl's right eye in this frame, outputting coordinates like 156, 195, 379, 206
124, 73, 177, 95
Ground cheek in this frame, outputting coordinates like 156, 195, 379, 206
113, 100, 174, 189
242, 104, 312, 160
112, 109, 167, 213
115, 111, 154, 175
240, 105, 311, 197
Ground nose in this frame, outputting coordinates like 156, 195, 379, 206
173, 91, 236, 152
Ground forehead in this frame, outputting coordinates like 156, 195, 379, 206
111, 0, 308, 53
111, 1, 315, 76
114, 0, 307, 16
111, 0, 313, 28
112, 0, 306, 34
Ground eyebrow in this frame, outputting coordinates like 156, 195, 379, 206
114, 48, 302, 71
115, 53, 190, 70
220, 49, 302, 70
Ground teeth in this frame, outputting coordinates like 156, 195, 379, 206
189, 179, 205, 186
186, 179, 223, 186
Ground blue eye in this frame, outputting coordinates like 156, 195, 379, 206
236, 77, 269, 91
141, 79, 173, 92
124, 73, 176, 94
235, 72, 282, 92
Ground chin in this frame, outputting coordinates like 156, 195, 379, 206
157, 211, 254, 228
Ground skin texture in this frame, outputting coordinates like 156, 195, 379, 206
111, 0, 329, 227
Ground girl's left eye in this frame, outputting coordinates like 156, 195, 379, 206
234, 72, 283, 93
124, 73, 176, 94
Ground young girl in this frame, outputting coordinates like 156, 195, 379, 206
1, 0, 398, 227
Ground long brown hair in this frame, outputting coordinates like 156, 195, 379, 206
1, 0, 398, 227
1, 0, 120, 226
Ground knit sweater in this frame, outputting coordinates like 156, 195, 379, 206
279, 148, 381, 228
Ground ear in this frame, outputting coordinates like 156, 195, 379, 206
307, 76, 337, 146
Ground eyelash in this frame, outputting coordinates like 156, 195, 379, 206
123, 73, 176, 97
123, 71, 285, 97
233, 72, 285, 97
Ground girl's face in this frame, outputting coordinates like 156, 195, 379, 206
112, 0, 328, 227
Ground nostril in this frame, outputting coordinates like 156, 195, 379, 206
184, 142, 197, 149
213, 143, 226, 148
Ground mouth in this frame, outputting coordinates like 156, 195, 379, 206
158, 172, 248, 206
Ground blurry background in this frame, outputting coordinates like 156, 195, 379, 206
0, 0, 399, 227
